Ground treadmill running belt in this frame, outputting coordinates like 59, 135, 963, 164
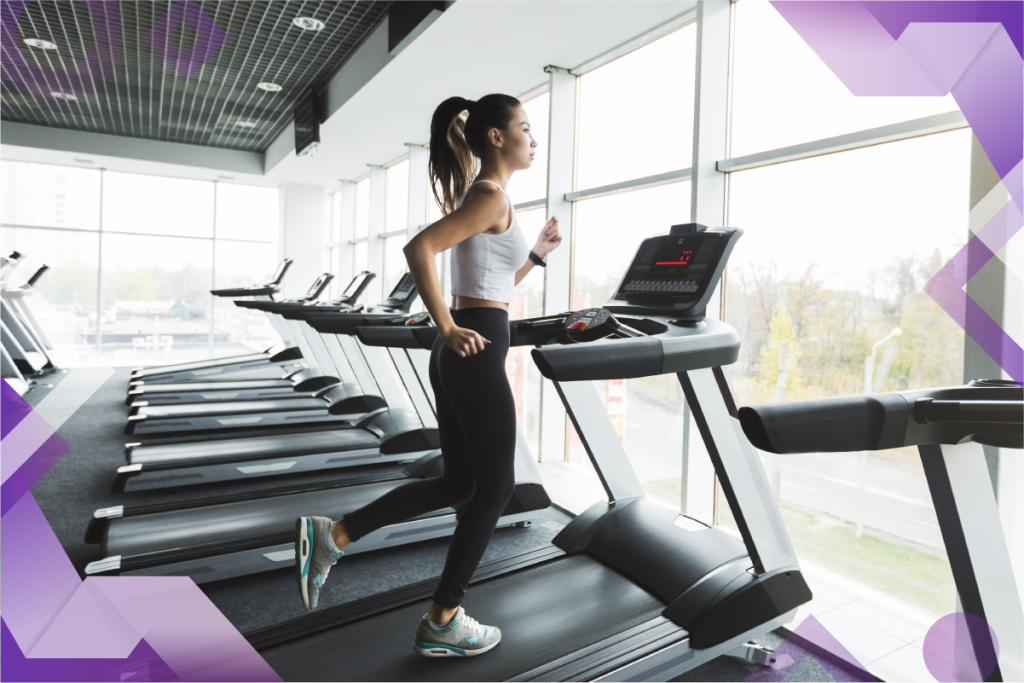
259, 556, 665, 682
105, 480, 448, 557
131, 428, 378, 466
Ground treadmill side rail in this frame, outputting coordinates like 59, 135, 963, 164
665, 566, 811, 649
553, 498, 749, 607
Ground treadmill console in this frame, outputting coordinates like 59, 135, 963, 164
378, 272, 418, 311
300, 273, 334, 302
608, 223, 742, 319
268, 259, 293, 285
333, 270, 375, 305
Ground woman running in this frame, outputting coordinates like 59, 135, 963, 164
296, 93, 562, 658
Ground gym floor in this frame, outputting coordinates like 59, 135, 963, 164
27, 368, 834, 682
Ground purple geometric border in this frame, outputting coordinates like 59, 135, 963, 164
0, 381, 280, 682
771, 1, 1024, 384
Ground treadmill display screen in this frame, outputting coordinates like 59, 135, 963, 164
269, 261, 287, 283
341, 272, 369, 297
305, 275, 329, 297
619, 233, 720, 297
390, 273, 415, 297
650, 239, 698, 277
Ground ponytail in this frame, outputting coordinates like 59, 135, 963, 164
428, 93, 522, 215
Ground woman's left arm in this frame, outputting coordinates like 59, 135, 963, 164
514, 217, 562, 287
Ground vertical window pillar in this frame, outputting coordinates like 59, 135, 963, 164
539, 65, 576, 462
964, 132, 1023, 594
338, 181, 357, 283
367, 166, 387, 304
688, 0, 731, 524
406, 144, 429, 238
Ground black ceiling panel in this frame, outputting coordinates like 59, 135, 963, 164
1, 1, 391, 152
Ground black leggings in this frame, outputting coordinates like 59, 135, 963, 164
343, 307, 517, 608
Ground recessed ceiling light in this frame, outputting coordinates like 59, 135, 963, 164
73, 158, 94, 164
235, 120, 257, 128
292, 17, 325, 31
24, 38, 58, 50
257, 82, 283, 93
51, 92, 77, 100
217, 175, 235, 180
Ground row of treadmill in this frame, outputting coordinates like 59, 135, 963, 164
7, 224, 1023, 682
2, 252, 59, 394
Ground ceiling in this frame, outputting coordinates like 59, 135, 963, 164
1, 0, 390, 151
264, 0, 697, 188
1, 1, 698, 189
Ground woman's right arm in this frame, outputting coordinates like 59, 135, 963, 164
403, 187, 508, 357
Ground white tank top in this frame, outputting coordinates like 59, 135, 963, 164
449, 179, 530, 304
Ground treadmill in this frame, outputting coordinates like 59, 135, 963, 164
125, 271, 375, 406
2, 344, 29, 396
3, 264, 55, 361
127, 261, 310, 384
246, 223, 812, 682
0, 254, 33, 390
2, 264, 54, 375
113, 313, 441, 492
123, 275, 417, 436
84, 321, 549, 581
740, 381, 1023, 682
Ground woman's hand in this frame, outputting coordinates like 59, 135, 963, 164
532, 217, 563, 258
441, 325, 491, 358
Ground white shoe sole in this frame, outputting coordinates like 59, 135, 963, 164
413, 640, 499, 658
296, 517, 313, 610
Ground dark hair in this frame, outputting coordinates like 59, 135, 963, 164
429, 93, 522, 215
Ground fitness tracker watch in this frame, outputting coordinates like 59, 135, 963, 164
529, 251, 547, 267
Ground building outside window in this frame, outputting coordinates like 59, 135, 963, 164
1, 161, 279, 367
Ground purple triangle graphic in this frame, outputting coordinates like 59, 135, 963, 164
745, 615, 876, 682
1, 619, 180, 682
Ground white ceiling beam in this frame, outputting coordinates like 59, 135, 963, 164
1, 121, 265, 177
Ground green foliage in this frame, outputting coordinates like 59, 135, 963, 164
169, 291, 208, 320
757, 303, 802, 398
728, 249, 964, 406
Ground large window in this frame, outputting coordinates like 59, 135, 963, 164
1, 161, 279, 367
576, 24, 696, 189
383, 160, 411, 298
324, 191, 345, 297
722, 130, 970, 615
103, 172, 214, 238
2, 162, 100, 230
354, 179, 370, 239
730, 0, 958, 157
567, 182, 693, 511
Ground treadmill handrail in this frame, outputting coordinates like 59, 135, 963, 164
304, 310, 415, 334
211, 285, 279, 297
355, 326, 438, 350
530, 317, 741, 381
739, 383, 1023, 454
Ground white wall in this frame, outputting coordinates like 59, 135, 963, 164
278, 183, 326, 299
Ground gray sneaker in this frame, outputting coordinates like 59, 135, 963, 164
413, 607, 502, 657
295, 516, 343, 611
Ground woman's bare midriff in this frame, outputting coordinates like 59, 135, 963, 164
452, 295, 509, 312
